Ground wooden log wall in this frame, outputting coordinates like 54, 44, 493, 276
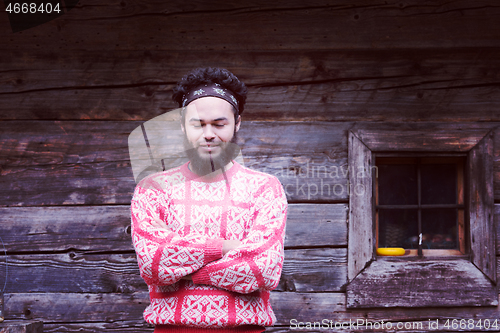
1, 0, 500, 331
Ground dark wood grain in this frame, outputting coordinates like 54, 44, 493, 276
352, 123, 496, 152
352, 123, 500, 201
0, 204, 347, 252
2, 253, 145, 294
346, 259, 498, 308
0, 206, 132, 252
3, 292, 343, 324
2, 0, 500, 52
495, 205, 500, 254
3, 292, 149, 322
38, 316, 500, 333
0, 121, 351, 205
0, 161, 136, 206
3, 80, 500, 122
468, 131, 496, 283
1, 248, 346, 293
347, 132, 374, 281
0, 120, 138, 166
2, 48, 500, 122
5, 291, 500, 329
0, 120, 348, 167
0, 321, 43, 333
2, 121, 500, 205
2, 49, 500, 95
42, 321, 153, 333
279, 248, 346, 292
274, 292, 500, 325
284, 204, 347, 248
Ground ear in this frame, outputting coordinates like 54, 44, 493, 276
235, 115, 241, 132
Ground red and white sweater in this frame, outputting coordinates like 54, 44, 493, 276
131, 162, 287, 329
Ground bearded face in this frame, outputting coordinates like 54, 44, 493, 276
182, 96, 241, 176
184, 130, 240, 176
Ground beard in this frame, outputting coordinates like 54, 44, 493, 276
184, 131, 240, 176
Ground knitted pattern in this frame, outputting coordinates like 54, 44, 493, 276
131, 162, 287, 328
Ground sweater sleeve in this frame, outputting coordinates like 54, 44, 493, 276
191, 176, 287, 294
131, 175, 224, 286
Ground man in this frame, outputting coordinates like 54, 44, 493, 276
131, 67, 288, 332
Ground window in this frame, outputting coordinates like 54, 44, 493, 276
376, 156, 466, 256
346, 127, 496, 308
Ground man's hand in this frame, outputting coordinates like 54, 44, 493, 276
150, 217, 170, 230
222, 239, 242, 255
181, 240, 241, 282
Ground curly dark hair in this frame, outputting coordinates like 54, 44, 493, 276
172, 67, 248, 119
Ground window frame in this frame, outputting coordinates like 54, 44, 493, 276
346, 127, 496, 308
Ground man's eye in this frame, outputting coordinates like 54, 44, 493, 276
214, 124, 225, 128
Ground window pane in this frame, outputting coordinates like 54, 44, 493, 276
421, 164, 457, 204
378, 209, 418, 248
378, 164, 418, 205
421, 209, 457, 249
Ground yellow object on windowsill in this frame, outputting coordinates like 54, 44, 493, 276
377, 247, 406, 256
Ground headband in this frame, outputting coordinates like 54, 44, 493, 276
182, 83, 240, 113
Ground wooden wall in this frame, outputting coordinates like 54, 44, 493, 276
1, 0, 500, 331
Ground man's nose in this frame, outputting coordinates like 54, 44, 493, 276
203, 125, 215, 140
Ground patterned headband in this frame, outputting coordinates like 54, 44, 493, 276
182, 83, 239, 113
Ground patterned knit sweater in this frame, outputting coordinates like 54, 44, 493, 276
131, 161, 288, 329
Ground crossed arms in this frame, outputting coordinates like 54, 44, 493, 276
131, 175, 287, 294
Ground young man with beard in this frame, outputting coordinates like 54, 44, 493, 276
131, 67, 288, 333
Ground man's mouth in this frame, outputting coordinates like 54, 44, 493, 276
198, 144, 221, 152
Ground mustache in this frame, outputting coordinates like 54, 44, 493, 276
183, 131, 240, 176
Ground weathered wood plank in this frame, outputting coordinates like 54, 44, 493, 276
0, 121, 351, 205
3, 82, 500, 122
0, 321, 43, 333
347, 132, 374, 281
0, 120, 348, 166
0, 206, 132, 252
1, 253, 145, 294
0, 161, 136, 206
41, 320, 500, 333
0, 121, 137, 166
3, 292, 342, 323
352, 123, 496, 152
2, 49, 500, 94
2, 0, 500, 51
279, 248, 346, 292
268, 324, 494, 333
346, 259, 498, 308
5, 291, 500, 329
284, 204, 347, 248
468, 131, 496, 283
3, 292, 149, 322
1, 121, 499, 205
275, 292, 500, 326
2, 49, 500, 122
1, 249, 346, 293
353, 123, 500, 201
495, 205, 500, 254
0, 204, 347, 252
43, 321, 153, 333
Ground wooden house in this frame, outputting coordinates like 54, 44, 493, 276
1, 0, 499, 331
